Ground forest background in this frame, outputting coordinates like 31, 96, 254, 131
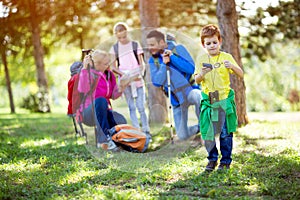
1, 1, 300, 199
0, 0, 299, 117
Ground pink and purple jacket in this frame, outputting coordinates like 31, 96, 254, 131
78, 68, 122, 112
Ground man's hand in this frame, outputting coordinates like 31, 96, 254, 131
163, 50, 172, 64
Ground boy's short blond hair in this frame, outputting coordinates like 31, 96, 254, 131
113, 22, 129, 34
200, 24, 221, 46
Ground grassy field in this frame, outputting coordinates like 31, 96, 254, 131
0, 109, 299, 199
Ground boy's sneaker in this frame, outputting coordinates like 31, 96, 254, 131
217, 163, 230, 170
205, 161, 218, 172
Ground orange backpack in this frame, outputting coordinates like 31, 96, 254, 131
108, 124, 150, 153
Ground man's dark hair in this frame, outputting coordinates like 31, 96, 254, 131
146, 30, 165, 42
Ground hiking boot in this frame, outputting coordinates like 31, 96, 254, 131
217, 163, 230, 170
107, 140, 119, 151
97, 139, 119, 151
205, 161, 218, 172
97, 142, 106, 149
145, 131, 153, 143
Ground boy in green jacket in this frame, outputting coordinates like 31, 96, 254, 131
195, 24, 244, 171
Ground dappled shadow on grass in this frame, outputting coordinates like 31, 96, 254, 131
234, 150, 300, 199
0, 114, 79, 164
85, 137, 200, 174
0, 136, 110, 199
240, 135, 285, 146
158, 150, 300, 199
235, 119, 300, 155
82, 123, 204, 173
158, 120, 300, 199
0, 139, 104, 199
0, 113, 205, 199
158, 167, 255, 199
0, 113, 103, 199
2, 113, 299, 199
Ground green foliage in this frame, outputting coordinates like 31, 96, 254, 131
158, 0, 217, 28
0, 112, 299, 199
244, 42, 300, 111
20, 90, 51, 113
1, 0, 299, 113
240, 0, 300, 61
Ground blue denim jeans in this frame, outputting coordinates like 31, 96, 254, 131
82, 97, 126, 143
204, 109, 233, 165
173, 89, 202, 140
124, 86, 150, 132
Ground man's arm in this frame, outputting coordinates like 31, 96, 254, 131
149, 57, 167, 87
169, 45, 195, 74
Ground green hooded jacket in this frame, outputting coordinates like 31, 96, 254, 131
200, 89, 238, 140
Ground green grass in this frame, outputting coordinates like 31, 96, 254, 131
0, 110, 299, 199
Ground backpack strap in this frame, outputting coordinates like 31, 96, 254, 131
167, 44, 195, 85
113, 42, 119, 66
76, 71, 99, 121
113, 41, 140, 67
132, 41, 140, 65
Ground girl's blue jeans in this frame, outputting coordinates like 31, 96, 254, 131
123, 86, 150, 132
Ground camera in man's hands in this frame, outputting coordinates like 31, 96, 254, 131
202, 63, 213, 69
209, 90, 219, 104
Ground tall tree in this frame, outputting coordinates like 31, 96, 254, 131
217, 0, 247, 125
1, 0, 97, 112
1, 49, 15, 113
27, 0, 50, 112
139, 0, 167, 124
0, 3, 24, 114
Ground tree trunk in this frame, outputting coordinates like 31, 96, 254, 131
1, 49, 15, 114
29, 0, 51, 112
139, 0, 167, 124
217, 0, 248, 126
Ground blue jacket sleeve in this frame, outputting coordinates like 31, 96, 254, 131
169, 45, 195, 75
149, 57, 167, 87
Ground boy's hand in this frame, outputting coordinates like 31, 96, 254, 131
224, 60, 244, 78
195, 66, 212, 84
201, 66, 212, 76
224, 60, 232, 69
